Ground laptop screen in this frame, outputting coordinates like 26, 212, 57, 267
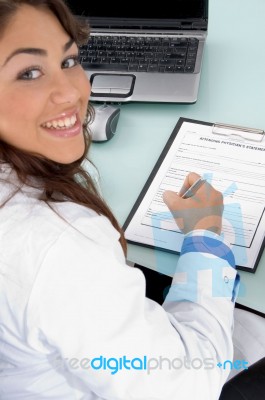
66, 1, 208, 21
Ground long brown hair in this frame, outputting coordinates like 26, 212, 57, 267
0, 0, 127, 255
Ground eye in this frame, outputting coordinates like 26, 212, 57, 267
17, 67, 43, 80
62, 55, 80, 69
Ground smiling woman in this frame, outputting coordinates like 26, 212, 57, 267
0, 0, 125, 243
0, 1, 240, 400
0, 4, 89, 163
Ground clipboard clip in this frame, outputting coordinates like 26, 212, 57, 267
212, 123, 264, 142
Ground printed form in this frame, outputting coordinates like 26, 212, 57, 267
124, 120, 265, 271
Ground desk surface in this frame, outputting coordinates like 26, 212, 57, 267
90, 0, 265, 313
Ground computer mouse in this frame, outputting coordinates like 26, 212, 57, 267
89, 104, 120, 142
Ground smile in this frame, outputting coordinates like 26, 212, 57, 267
42, 114, 77, 130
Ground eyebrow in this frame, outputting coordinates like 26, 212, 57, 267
2, 38, 75, 67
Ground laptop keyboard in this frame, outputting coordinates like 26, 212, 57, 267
79, 36, 199, 73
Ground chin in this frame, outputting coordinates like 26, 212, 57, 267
52, 141, 86, 164
48, 151, 84, 165
56, 153, 84, 165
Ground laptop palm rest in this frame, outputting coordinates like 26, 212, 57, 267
90, 74, 135, 98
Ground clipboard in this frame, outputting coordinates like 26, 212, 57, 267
123, 117, 265, 273
212, 122, 264, 142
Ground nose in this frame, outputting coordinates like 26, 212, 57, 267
50, 71, 81, 105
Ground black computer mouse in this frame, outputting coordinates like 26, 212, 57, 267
89, 104, 120, 142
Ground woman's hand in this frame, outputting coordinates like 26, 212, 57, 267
163, 172, 224, 235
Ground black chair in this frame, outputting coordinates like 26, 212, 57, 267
219, 357, 265, 399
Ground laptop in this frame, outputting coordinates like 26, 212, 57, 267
66, 0, 208, 104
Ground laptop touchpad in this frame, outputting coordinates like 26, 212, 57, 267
90, 74, 135, 97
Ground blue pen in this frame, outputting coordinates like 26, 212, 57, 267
182, 177, 206, 199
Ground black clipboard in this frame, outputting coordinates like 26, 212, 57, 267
123, 117, 265, 273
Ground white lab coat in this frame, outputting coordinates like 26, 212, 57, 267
0, 164, 239, 400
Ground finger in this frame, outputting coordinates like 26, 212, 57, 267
178, 172, 202, 197
163, 190, 181, 210
163, 172, 202, 209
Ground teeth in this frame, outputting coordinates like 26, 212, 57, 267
42, 114, 77, 129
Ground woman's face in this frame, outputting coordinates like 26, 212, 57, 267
0, 5, 91, 164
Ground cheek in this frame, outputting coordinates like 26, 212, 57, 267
2, 89, 43, 122
0, 89, 44, 146
76, 76, 91, 123
79, 70, 91, 102
0, 92, 25, 134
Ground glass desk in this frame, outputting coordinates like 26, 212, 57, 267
90, 0, 265, 313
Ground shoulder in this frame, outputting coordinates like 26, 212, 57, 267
1, 183, 123, 270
